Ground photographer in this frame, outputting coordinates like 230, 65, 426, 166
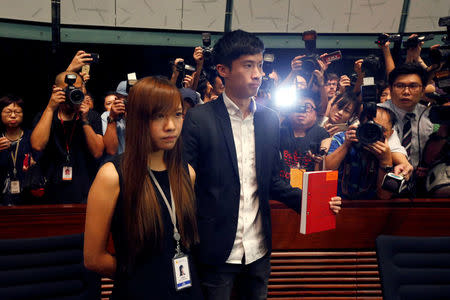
325, 107, 404, 199
321, 92, 359, 137
324, 73, 339, 101
279, 91, 329, 181
282, 54, 331, 117
31, 72, 103, 203
102, 82, 127, 156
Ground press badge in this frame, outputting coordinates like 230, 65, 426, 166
62, 166, 73, 181
10, 180, 20, 194
172, 254, 192, 291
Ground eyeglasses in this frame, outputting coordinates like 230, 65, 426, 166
2, 110, 23, 116
393, 83, 422, 92
326, 82, 338, 87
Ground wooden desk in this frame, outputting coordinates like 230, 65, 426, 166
1, 199, 449, 299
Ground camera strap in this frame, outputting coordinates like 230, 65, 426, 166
58, 110, 79, 162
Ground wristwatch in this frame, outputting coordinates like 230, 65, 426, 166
81, 119, 90, 126
379, 164, 394, 173
107, 116, 116, 124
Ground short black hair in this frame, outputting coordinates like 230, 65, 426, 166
361, 106, 397, 127
388, 63, 428, 87
0, 94, 25, 131
326, 73, 339, 82
212, 30, 264, 68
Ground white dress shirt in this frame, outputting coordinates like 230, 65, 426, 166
223, 92, 267, 265
379, 100, 433, 168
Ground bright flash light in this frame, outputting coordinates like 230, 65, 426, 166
274, 86, 297, 109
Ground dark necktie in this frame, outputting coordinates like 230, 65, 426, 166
402, 113, 415, 156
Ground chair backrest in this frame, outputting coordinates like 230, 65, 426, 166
0, 233, 100, 300
376, 235, 450, 300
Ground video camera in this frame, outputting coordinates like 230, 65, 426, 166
427, 16, 450, 125
403, 34, 434, 49
172, 60, 196, 89
429, 16, 450, 94
375, 33, 402, 46
64, 74, 84, 105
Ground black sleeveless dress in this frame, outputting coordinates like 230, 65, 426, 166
110, 156, 203, 299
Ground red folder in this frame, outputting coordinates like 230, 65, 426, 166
290, 169, 338, 234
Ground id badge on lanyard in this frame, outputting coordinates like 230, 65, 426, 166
148, 168, 192, 291
10, 139, 21, 194
172, 253, 192, 291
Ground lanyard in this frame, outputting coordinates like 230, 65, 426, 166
147, 168, 182, 254
58, 111, 78, 161
10, 139, 21, 178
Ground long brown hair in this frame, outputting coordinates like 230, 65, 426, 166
121, 76, 198, 272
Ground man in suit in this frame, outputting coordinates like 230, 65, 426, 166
182, 30, 341, 300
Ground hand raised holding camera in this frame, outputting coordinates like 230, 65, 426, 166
48, 86, 66, 111
110, 99, 126, 120
339, 74, 351, 89
193, 47, 204, 67
79, 101, 90, 122
183, 74, 195, 89
343, 124, 359, 147
354, 59, 364, 76
363, 139, 392, 165
66, 50, 93, 72
291, 55, 305, 72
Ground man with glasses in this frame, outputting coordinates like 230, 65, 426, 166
279, 91, 329, 181
324, 73, 339, 101
379, 63, 433, 171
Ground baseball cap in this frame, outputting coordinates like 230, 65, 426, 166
116, 81, 128, 96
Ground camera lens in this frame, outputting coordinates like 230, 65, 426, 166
356, 122, 384, 145
69, 89, 85, 105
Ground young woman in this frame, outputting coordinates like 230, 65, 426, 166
0, 95, 34, 205
84, 77, 202, 299
321, 93, 359, 137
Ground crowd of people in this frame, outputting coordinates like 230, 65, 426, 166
1, 33, 448, 206
0, 28, 448, 299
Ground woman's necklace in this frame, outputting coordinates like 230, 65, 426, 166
5, 129, 23, 142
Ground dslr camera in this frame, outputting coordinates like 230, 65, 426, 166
355, 56, 384, 146
64, 74, 84, 105
259, 53, 275, 94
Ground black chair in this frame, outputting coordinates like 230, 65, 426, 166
376, 235, 450, 300
0, 234, 100, 300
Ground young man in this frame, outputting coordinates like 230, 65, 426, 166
379, 63, 433, 170
182, 30, 341, 300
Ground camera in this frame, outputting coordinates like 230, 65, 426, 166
382, 173, 409, 194
202, 33, 213, 58
89, 53, 99, 64
300, 30, 321, 78
375, 33, 402, 46
429, 105, 450, 125
64, 74, 84, 105
309, 142, 326, 156
356, 77, 384, 145
259, 53, 275, 94
403, 34, 434, 49
361, 54, 381, 78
